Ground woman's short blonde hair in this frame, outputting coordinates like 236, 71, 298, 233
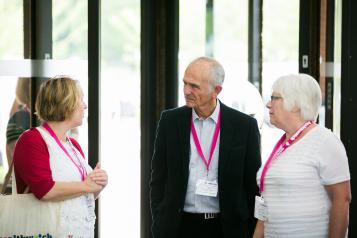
35, 76, 81, 122
272, 73, 322, 121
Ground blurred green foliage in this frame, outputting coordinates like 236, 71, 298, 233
0, 0, 23, 59
53, 0, 140, 69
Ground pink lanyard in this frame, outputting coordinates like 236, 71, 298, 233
43, 123, 87, 181
259, 121, 313, 193
191, 111, 221, 171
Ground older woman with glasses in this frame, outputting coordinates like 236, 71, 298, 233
253, 74, 351, 238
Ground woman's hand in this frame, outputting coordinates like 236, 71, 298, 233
83, 171, 103, 193
87, 162, 108, 199
89, 162, 108, 188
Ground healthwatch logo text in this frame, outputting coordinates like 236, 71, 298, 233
0, 233, 53, 238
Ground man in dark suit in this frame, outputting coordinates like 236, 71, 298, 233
150, 57, 261, 238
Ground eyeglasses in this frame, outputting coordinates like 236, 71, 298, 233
270, 95, 283, 101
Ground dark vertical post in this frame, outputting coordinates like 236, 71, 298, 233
141, 0, 179, 237
299, 0, 320, 80
88, 0, 101, 237
24, 0, 52, 127
248, 0, 262, 93
205, 0, 214, 57
341, 0, 357, 236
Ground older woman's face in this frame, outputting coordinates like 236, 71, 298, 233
69, 88, 87, 127
266, 92, 288, 128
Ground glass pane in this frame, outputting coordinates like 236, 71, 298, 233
214, 0, 263, 125
100, 0, 141, 237
261, 0, 299, 162
52, 0, 88, 156
53, 0, 88, 60
0, 0, 24, 185
0, 0, 23, 60
179, 0, 264, 133
179, 0, 206, 105
0, 77, 26, 184
215, 0, 248, 80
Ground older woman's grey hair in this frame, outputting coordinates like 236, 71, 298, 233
272, 74, 322, 121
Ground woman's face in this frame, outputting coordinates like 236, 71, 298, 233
69, 88, 87, 127
266, 92, 289, 128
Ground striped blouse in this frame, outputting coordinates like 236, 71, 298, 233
257, 125, 350, 238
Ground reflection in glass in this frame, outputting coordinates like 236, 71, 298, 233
0, 77, 19, 183
100, 0, 140, 237
6, 78, 31, 166
0, 0, 24, 184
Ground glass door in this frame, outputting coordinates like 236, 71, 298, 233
100, 0, 141, 237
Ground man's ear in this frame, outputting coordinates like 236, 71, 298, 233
215, 85, 222, 96
291, 105, 300, 113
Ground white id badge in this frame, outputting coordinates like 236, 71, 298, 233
195, 179, 218, 197
254, 196, 267, 221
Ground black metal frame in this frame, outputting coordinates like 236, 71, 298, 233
141, 0, 179, 237
299, 0, 320, 79
24, 0, 52, 127
341, 0, 357, 235
248, 0, 262, 93
88, 1, 101, 238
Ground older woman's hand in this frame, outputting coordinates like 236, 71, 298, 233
89, 163, 108, 188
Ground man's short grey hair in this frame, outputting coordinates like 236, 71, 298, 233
272, 74, 322, 121
190, 57, 225, 88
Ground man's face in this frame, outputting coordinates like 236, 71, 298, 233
183, 63, 217, 109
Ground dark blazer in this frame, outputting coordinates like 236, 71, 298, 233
150, 102, 261, 238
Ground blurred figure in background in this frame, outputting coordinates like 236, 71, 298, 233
6, 77, 31, 166
0, 151, 4, 184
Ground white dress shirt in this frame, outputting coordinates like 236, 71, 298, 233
183, 101, 221, 213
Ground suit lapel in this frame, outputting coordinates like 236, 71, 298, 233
218, 103, 234, 179
178, 107, 192, 184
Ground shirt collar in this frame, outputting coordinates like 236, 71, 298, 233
192, 100, 220, 123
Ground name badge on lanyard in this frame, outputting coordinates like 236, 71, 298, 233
254, 196, 267, 221
191, 111, 221, 198
195, 179, 218, 197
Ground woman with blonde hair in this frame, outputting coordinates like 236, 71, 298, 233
13, 76, 108, 237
